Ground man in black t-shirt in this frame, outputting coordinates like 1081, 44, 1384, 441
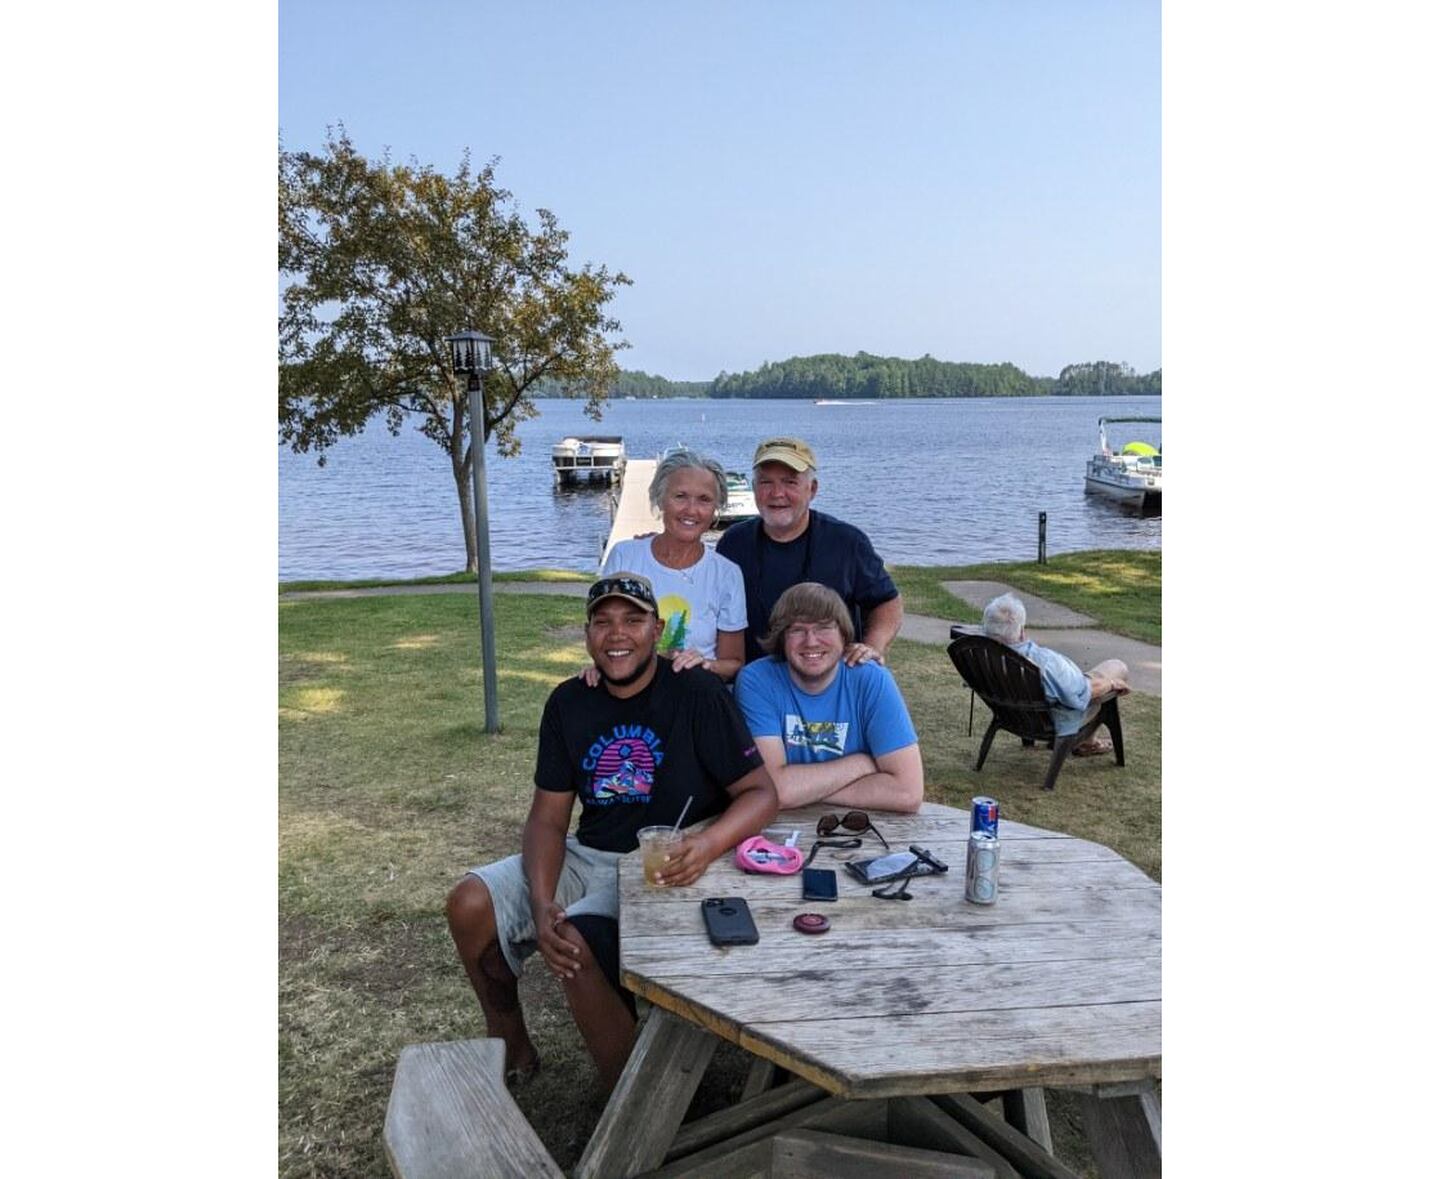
717, 436, 905, 665
445, 573, 777, 1092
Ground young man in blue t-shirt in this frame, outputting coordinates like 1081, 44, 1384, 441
736, 582, 924, 812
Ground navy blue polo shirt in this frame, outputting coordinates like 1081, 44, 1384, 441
716, 509, 900, 663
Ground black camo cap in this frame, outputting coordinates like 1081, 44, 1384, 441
586, 573, 659, 618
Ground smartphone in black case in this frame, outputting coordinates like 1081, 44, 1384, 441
844, 848, 949, 886
801, 867, 839, 901
701, 897, 759, 946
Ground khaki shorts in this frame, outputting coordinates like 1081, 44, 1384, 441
468, 837, 623, 977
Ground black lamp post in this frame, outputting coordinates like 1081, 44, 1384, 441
445, 329, 500, 733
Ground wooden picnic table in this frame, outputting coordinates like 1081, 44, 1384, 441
575, 801, 1160, 1179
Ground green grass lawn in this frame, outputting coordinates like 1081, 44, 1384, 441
279, 559, 1159, 1177
891, 549, 1161, 644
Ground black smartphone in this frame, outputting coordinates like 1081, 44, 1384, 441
701, 897, 759, 946
801, 867, 839, 902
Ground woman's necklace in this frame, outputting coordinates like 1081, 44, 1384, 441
651, 536, 705, 583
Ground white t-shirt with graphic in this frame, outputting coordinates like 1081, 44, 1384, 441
602, 538, 748, 659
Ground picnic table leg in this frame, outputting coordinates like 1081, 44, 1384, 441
1000, 1087, 1054, 1152
1077, 1082, 1160, 1179
739, 1057, 777, 1101
574, 1006, 719, 1179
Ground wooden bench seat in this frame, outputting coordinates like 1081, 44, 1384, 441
383, 1039, 562, 1179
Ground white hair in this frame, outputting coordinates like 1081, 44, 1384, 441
649, 449, 728, 513
982, 593, 1026, 644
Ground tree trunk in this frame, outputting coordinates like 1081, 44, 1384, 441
452, 449, 478, 574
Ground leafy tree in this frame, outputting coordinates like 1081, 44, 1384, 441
706, 352, 1160, 400
536, 369, 710, 399
279, 130, 630, 571
1053, 361, 1162, 397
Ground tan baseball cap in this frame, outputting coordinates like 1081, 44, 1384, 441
752, 436, 818, 472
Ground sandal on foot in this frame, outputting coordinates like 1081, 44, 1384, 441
1072, 738, 1113, 758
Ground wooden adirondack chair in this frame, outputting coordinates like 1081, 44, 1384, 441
946, 634, 1124, 792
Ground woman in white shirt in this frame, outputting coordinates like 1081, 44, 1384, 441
597, 448, 747, 682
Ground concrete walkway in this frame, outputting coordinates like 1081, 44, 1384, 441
940, 580, 1095, 627
282, 578, 1161, 696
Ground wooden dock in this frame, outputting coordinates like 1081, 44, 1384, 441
601, 459, 660, 567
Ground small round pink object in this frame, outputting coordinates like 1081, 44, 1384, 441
793, 913, 831, 935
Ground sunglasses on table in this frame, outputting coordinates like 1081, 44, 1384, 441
816, 810, 890, 850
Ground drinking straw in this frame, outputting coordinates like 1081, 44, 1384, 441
672, 796, 694, 833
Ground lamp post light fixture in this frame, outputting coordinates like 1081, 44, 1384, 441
445, 329, 501, 734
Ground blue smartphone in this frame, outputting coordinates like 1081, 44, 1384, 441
801, 867, 839, 902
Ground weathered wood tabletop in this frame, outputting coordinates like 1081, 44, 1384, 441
576, 801, 1161, 1178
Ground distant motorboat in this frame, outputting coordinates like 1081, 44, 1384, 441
1084, 417, 1161, 510
715, 471, 759, 528
552, 435, 625, 487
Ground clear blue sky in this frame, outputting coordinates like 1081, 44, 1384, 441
281, 0, 1158, 381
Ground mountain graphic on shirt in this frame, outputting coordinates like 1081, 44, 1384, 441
657, 594, 691, 652
784, 714, 848, 757
591, 738, 658, 801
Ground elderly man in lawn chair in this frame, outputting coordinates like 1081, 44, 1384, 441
982, 592, 1130, 757
445, 573, 777, 1094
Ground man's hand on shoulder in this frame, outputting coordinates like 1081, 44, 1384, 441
843, 641, 883, 666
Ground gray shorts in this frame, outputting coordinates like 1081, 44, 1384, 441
468, 836, 623, 978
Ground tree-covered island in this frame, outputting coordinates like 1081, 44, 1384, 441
565, 354, 1160, 400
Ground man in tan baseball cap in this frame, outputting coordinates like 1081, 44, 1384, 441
750, 436, 818, 472
718, 435, 903, 666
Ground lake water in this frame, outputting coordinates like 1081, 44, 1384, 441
278, 396, 1161, 580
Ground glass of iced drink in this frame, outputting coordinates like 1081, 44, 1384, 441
637, 826, 684, 886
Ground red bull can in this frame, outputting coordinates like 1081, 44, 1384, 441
971, 796, 1000, 837
965, 831, 999, 904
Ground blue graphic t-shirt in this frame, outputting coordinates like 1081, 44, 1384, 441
735, 658, 918, 763
534, 659, 764, 852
